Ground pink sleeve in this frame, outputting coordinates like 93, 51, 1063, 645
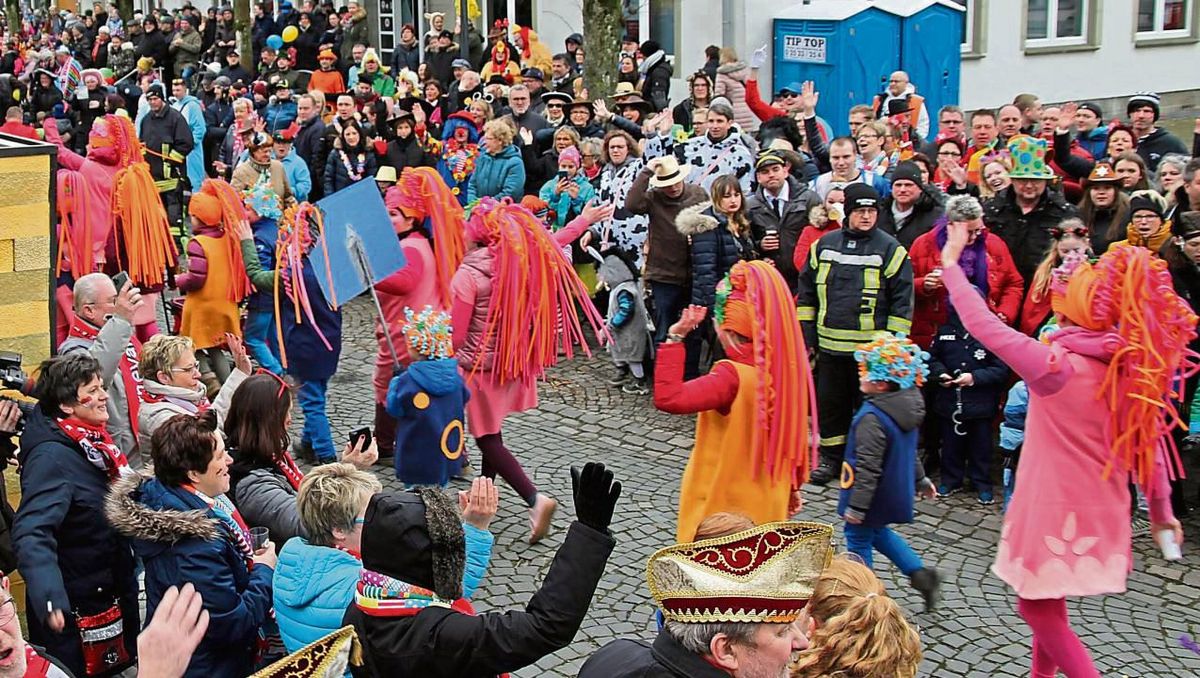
943, 263, 1069, 396
552, 215, 592, 248
374, 251, 425, 295
43, 120, 85, 170
450, 270, 477, 349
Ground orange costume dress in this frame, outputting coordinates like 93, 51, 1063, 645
177, 180, 253, 348
654, 260, 819, 542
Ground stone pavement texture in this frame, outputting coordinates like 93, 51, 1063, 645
314, 298, 1200, 677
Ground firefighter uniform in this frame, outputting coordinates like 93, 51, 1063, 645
797, 184, 914, 484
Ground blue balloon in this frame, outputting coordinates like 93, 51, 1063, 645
267, 34, 284, 50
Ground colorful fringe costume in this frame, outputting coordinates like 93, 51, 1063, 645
654, 260, 819, 542
272, 202, 337, 370
372, 169, 466, 456
178, 179, 254, 350
943, 243, 1195, 677
450, 197, 603, 519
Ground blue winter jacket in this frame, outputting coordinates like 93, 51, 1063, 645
281, 261, 343, 381
274, 525, 495, 654
538, 173, 597, 229
264, 99, 298, 133
675, 202, 753, 308
107, 476, 274, 678
386, 359, 470, 487
1075, 127, 1108, 163
467, 144, 525, 203
278, 148, 313, 202
998, 381, 1028, 451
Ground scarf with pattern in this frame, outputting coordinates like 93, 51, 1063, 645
56, 416, 131, 481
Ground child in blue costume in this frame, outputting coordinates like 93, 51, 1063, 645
385, 306, 470, 487
839, 332, 941, 611
241, 181, 284, 374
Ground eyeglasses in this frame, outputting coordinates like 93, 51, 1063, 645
1050, 225, 1089, 240
937, 150, 962, 157
1131, 214, 1160, 222
354, 517, 365, 525
545, 103, 563, 109
966, 226, 988, 237
170, 363, 201, 374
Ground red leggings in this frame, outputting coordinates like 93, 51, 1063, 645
476, 431, 538, 507
1017, 597, 1099, 678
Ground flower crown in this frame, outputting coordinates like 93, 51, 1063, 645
402, 305, 454, 359
854, 333, 929, 389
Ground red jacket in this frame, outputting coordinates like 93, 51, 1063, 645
0, 120, 38, 140
908, 231, 1024, 349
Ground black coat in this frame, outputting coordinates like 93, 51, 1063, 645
345, 522, 614, 678
676, 203, 757, 308
293, 26, 323, 71
578, 631, 731, 678
926, 314, 1010, 419
982, 186, 1077, 286
13, 410, 139, 677
137, 28, 169, 72
323, 146, 376, 195
640, 52, 672, 112
295, 115, 327, 198
377, 134, 436, 173
426, 49, 457, 90
138, 104, 195, 182
745, 176, 822, 290
876, 188, 945, 250
390, 41, 420, 74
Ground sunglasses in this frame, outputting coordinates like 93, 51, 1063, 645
255, 367, 290, 399
1050, 225, 1088, 240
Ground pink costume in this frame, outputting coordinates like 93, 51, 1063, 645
451, 213, 593, 436
943, 263, 1175, 599
372, 233, 438, 401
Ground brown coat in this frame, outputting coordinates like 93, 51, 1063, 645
230, 159, 296, 209
625, 167, 709, 286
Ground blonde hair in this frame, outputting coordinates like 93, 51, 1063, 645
790, 557, 922, 678
1029, 217, 1089, 303
297, 463, 383, 546
139, 334, 194, 383
719, 46, 738, 64
483, 117, 514, 145
693, 512, 754, 541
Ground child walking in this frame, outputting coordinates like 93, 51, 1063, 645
386, 306, 470, 488
927, 297, 1009, 504
839, 333, 941, 610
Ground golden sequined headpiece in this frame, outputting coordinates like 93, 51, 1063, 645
647, 521, 834, 623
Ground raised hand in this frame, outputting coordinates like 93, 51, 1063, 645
571, 462, 622, 532
750, 43, 768, 70
1059, 101, 1078, 127
799, 80, 819, 115
225, 333, 252, 374
136, 584, 209, 678
593, 99, 611, 121
458, 477, 499, 531
580, 199, 615, 225
667, 304, 708, 339
341, 433, 379, 469
941, 221, 970, 268
114, 280, 144, 322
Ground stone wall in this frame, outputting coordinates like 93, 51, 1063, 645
0, 137, 56, 367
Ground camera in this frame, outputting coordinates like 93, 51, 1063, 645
0, 351, 34, 436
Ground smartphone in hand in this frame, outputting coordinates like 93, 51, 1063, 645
349, 426, 372, 451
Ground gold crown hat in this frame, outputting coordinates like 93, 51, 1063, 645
647, 521, 835, 624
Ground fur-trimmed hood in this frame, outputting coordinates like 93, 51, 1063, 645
675, 201, 720, 236
106, 473, 220, 555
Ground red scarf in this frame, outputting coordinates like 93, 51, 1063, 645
56, 416, 130, 481
68, 316, 145, 443
274, 451, 304, 491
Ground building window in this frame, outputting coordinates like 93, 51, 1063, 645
648, 0, 677, 57
1022, 0, 1089, 43
953, 0, 985, 57
1138, 0, 1190, 33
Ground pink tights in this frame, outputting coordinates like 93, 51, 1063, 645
1016, 597, 1099, 678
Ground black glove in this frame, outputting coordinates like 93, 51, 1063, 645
571, 462, 621, 533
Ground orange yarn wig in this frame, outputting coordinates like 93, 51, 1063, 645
1052, 244, 1199, 483
714, 260, 819, 486
108, 115, 177, 286
191, 178, 254, 304
386, 167, 466, 307
463, 197, 605, 385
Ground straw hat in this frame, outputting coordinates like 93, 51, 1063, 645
649, 156, 685, 189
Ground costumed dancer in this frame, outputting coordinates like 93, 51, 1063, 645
43, 114, 175, 344
372, 168, 466, 460
941, 224, 1191, 677
234, 203, 342, 463
386, 307, 470, 488
451, 197, 608, 544
239, 167, 291, 375
435, 111, 480, 205
177, 179, 255, 395
654, 260, 818, 542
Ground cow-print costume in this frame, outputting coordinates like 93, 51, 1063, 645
661, 128, 755, 195
596, 135, 668, 269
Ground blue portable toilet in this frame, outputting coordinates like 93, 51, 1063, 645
773, 0, 902, 137
876, 0, 964, 140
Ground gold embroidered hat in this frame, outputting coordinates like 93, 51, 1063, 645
647, 521, 835, 623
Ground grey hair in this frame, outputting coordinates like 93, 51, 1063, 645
707, 101, 735, 121
1156, 153, 1190, 188
663, 619, 759, 655
73, 272, 114, 312
1185, 158, 1200, 184
297, 463, 382, 546
945, 195, 984, 222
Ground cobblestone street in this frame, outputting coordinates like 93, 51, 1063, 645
318, 298, 1200, 677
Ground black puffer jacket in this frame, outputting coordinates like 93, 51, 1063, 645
640, 51, 672, 112
676, 202, 757, 308
876, 187, 945, 250
377, 134, 436, 173
982, 186, 1077, 285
